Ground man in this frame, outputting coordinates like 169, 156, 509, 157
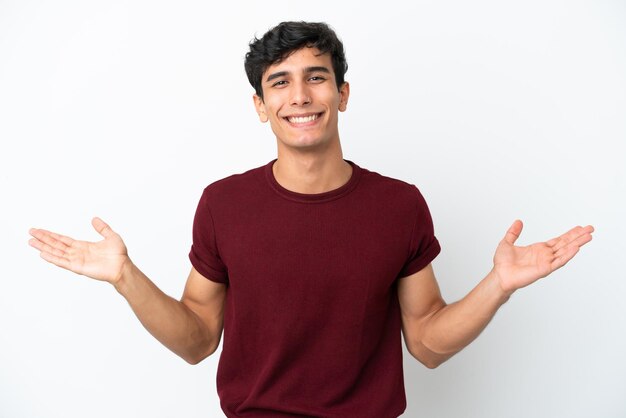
28, 21, 594, 418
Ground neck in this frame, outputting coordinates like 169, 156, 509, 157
272, 144, 352, 195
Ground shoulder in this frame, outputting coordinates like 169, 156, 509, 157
200, 162, 267, 201
356, 163, 425, 204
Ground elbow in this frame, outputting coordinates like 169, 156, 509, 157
407, 342, 450, 369
409, 350, 444, 369
182, 348, 215, 365
183, 353, 205, 365
184, 357, 204, 365
421, 357, 445, 369
181, 340, 220, 365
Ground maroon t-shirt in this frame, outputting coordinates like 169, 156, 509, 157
189, 159, 440, 418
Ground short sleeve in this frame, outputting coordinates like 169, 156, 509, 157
189, 189, 229, 284
397, 186, 441, 278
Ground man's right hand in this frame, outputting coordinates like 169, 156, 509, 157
28, 217, 225, 363
29, 217, 129, 284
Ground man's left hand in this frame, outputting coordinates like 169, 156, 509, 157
492, 220, 594, 296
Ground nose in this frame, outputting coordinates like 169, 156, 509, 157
290, 81, 311, 106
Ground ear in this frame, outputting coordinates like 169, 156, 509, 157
253, 94, 269, 123
338, 82, 350, 112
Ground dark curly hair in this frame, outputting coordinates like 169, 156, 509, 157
244, 21, 348, 100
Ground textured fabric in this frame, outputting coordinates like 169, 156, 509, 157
189, 159, 441, 418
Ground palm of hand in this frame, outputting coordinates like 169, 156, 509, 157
29, 217, 129, 284
494, 241, 554, 293
67, 234, 128, 282
492, 220, 594, 295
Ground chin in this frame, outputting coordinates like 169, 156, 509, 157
279, 134, 321, 147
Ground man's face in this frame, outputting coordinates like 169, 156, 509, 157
253, 47, 349, 153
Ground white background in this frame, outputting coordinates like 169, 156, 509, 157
1, 0, 625, 417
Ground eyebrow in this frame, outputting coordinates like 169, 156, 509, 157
265, 66, 331, 83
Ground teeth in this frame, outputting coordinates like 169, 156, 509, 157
288, 114, 319, 123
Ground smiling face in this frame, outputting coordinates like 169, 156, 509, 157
253, 47, 350, 153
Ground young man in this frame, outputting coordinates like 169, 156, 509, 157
28, 21, 594, 418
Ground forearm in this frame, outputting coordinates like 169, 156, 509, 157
419, 270, 510, 363
113, 260, 219, 364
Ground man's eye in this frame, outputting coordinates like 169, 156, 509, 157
272, 80, 288, 87
309, 76, 326, 82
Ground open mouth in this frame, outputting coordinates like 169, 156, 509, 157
284, 112, 323, 124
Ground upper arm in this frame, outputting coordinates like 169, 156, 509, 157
180, 267, 227, 353
397, 263, 446, 357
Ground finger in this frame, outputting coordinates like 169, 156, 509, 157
551, 245, 580, 271
29, 237, 67, 258
548, 225, 594, 252
547, 225, 595, 246
40, 250, 71, 270
29, 228, 75, 247
29, 228, 70, 252
503, 219, 523, 245
554, 232, 593, 258
46, 230, 74, 246
92, 217, 115, 238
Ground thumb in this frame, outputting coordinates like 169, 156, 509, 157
92, 217, 115, 238
503, 219, 523, 245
